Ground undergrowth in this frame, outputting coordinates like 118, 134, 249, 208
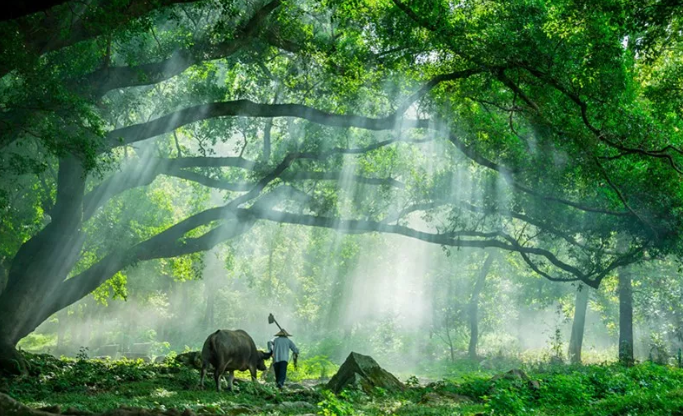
3, 352, 683, 415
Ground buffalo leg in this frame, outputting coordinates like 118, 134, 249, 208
249, 366, 257, 382
214, 366, 224, 392
200, 362, 208, 389
227, 370, 235, 391
199, 367, 206, 389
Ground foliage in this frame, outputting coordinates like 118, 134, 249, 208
5, 2, 683, 414
317, 390, 355, 416
289, 355, 338, 381
6, 354, 683, 415
5, 0, 683, 349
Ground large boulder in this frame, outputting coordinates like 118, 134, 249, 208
326, 352, 404, 394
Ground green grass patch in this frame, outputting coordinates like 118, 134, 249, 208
4, 353, 683, 415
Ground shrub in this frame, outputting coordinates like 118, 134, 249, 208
317, 390, 354, 416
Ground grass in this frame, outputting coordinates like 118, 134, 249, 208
3, 352, 683, 415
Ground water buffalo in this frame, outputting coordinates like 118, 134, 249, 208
200, 329, 271, 392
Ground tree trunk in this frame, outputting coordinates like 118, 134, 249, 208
0, 259, 7, 295
443, 329, 455, 362
202, 250, 220, 330
568, 284, 589, 365
69, 315, 80, 351
82, 318, 93, 352
204, 280, 216, 329
468, 253, 494, 360
262, 88, 279, 162
263, 119, 272, 162
619, 265, 634, 365
0, 155, 85, 373
56, 311, 66, 352
0, 152, 256, 374
0, 339, 27, 375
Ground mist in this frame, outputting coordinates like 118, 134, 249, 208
4, 5, 683, 416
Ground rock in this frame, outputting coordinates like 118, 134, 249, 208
1, 393, 198, 416
62, 408, 93, 416
221, 405, 251, 415
263, 401, 316, 412
419, 392, 443, 404
278, 401, 316, 411
478, 358, 494, 370
478, 356, 515, 372
420, 391, 473, 405
284, 382, 311, 391
1, 393, 55, 415
300, 379, 324, 389
276, 385, 322, 401
326, 352, 405, 394
490, 369, 540, 391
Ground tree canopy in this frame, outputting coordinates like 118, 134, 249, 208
1, 0, 683, 371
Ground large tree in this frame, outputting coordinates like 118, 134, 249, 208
1, 0, 682, 373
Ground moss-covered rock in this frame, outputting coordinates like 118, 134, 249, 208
326, 352, 404, 394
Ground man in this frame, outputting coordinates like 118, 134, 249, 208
267, 328, 299, 389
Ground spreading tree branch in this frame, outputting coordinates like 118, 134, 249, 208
81, 0, 283, 97
238, 206, 620, 286
104, 66, 484, 149
0, 0, 206, 78
105, 100, 432, 148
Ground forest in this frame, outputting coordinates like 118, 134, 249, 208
2, 0, 683, 415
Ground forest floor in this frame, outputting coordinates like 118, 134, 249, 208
3, 352, 683, 415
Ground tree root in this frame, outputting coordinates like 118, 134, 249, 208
0, 342, 28, 376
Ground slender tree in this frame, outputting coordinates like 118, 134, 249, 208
619, 266, 635, 365
568, 285, 590, 365
468, 253, 495, 360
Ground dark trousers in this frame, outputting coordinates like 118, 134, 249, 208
273, 360, 288, 388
